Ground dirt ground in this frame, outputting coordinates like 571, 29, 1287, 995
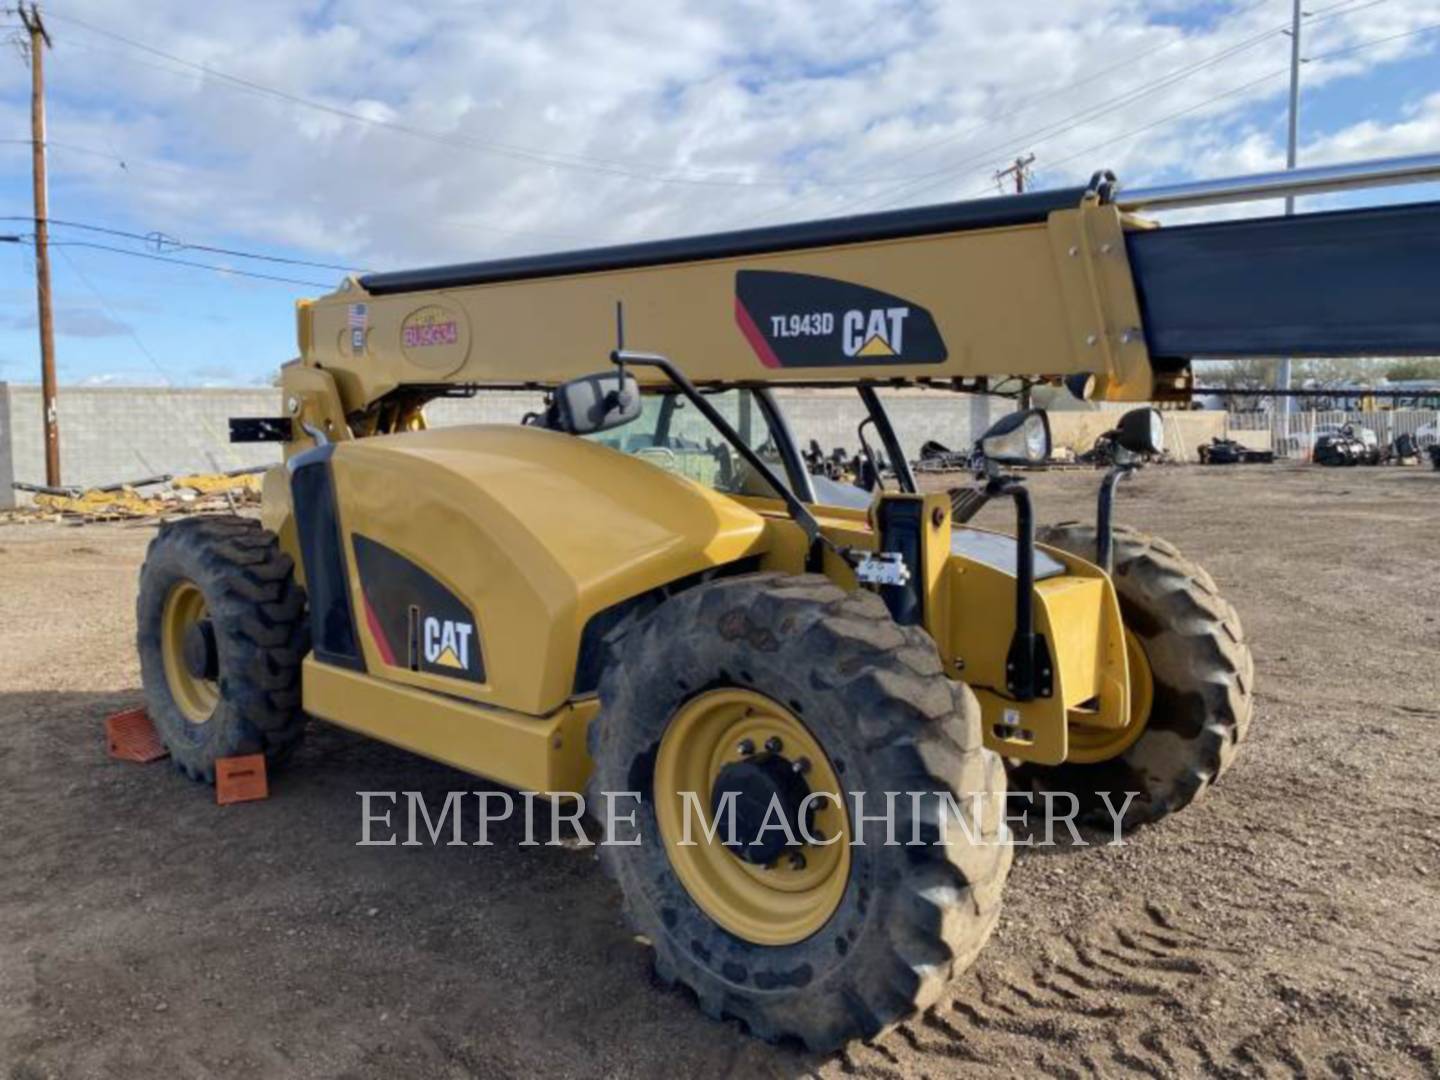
1, 462, 1437, 1079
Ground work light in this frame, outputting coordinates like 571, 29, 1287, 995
979, 409, 1051, 466
1116, 407, 1164, 455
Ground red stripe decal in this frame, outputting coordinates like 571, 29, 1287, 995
362, 596, 397, 666
734, 295, 782, 368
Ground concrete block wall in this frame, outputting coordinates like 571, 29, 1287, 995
423, 391, 547, 428
0, 382, 1056, 508
424, 389, 1005, 457
1047, 409, 1225, 461
774, 389, 1005, 461
0, 384, 286, 506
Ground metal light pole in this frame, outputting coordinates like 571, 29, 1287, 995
1277, 0, 1303, 415
1285, 0, 1303, 216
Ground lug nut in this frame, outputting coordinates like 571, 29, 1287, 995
737, 738, 755, 756
788, 851, 807, 871
791, 757, 810, 775
765, 736, 783, 753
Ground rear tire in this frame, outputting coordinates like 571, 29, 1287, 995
588, 572, 1010, 1051
1014, 524, 1253, 829
136, 515, 309, 782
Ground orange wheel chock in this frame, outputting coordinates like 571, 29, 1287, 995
105, 707, 168, 763
215, 754, 269, 806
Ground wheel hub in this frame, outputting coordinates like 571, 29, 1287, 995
711, 751, 813, 865
1067, 629, 1154, 763
160, 580, 220, 725
182, 619, 218, 681
652, 687, 852, 946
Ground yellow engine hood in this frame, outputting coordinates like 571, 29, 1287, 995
328, 424, 769, 714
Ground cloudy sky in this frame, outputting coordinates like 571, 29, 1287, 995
1, 0, 1438, 386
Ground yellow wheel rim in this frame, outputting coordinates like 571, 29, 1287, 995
160, 580, 219, 725
653, 688, 851, 946
1067, 630, 1155, 764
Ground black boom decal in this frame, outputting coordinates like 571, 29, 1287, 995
734, 269, 947, 368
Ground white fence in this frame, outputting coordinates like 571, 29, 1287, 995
1225, 409, 1439, 460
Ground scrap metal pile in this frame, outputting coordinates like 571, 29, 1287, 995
4, 466, 266, 524
1312, 426, 1431, 467
802, 439, 892, 489
911, 439, 974, 473
1198, 437, 1275, 465
1314, 424, 1382, 466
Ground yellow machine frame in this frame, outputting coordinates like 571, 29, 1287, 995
258, 184, 1153, 796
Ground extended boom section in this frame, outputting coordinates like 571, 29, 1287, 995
293, 153, 1440, 435
302, 181, 1161, 411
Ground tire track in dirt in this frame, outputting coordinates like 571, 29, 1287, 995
839, 903, 1439, 1078
848, 903, 1229, 1077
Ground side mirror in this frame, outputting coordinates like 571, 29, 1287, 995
546, 371, 641, 435
978, 408, 1051, 466
1115, 407, 1165, 455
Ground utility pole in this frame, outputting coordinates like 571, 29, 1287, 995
1284, 0, 1303, 217
1277, 0, 1304, 415
990, 154, 1036, 414
994, 153, 1036, 194
17, 2, 60, 486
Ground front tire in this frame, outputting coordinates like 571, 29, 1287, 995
136, 516, 309, 781
1015, 524, 1254, 828
588, 572, 1010, 1051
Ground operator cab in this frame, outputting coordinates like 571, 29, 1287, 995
529, 368, 910, 514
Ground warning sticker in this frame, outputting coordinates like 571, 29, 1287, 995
347, 303, 368, 355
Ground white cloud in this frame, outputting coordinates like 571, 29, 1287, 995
5, 0, 1439, 277
74, 370, 165, 386
1307, 90, 1440, 159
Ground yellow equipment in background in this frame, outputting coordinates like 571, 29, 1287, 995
8, 468, 265, 523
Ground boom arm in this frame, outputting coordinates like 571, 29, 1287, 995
289, 154, 1440, 433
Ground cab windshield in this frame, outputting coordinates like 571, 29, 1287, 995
585, 388, 788, 500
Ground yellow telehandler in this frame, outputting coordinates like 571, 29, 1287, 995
136, 153, 1440, 1049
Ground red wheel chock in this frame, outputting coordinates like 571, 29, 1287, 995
215, 754, 269, 806
105, 707, 167, 763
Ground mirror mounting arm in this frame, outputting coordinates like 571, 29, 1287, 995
1095, 461, 1139, 575
611, 302, 631, 410
986, 475, 1049, 702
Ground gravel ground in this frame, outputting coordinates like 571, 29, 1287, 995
1, 462, 1437, 1078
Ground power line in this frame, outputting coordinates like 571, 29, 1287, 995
794, 0, 1401, 219
12, 236, 334, 287
30, 0, 1327, 198
54, 244, 246, 448
0, 214, 365, 271
947, 20, 1440, 204
831, 20, 1291, 215
851, 0, 1421, 214
847, 0, 1288, 182
16, 0, 1429, 256
1302, 18, 1440, 63
1027, 71, 1290, 182
0, 137, 608, 245
37, 6, 813, 190
53, 245, 176, 385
